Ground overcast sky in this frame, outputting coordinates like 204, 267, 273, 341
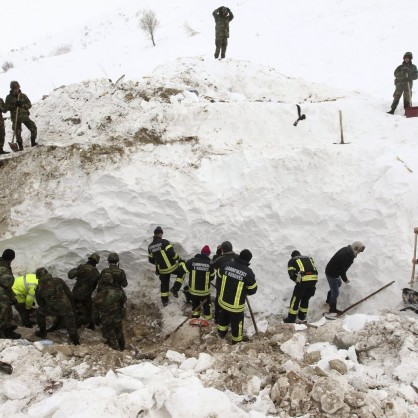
1, 0, 120, 53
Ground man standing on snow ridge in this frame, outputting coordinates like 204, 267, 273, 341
0, 97, 9, 154
148, 226, 186, 307
5, 81, 38, 150
325, 241, 365, 316
283, 250, 318, 324
388, 52, 418, 115
213, 6, 234, 59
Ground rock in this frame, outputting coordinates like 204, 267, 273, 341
313, 366, 328, 377
329, 359, 348, 375
311, 378, 346, 414
344, 390, 366, 408
290, 382, 310, 410
304, 350, 321, 365
333, 332, 356, 349
245, 376, 261, 395
54, 345, 74, 357
270, 376, 290, 404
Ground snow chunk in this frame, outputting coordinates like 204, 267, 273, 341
194, 353, 215, 373
166, 350, 186, 363
342, 314, 379, 332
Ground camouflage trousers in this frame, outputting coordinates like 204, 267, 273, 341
12, 116, 37, 146
215, 37, 228, 59
391, 83, 412, 110
0, 119, 5, 150
73, 297, 94, 327
101, 317, 125, 350
37, 308, 79, 341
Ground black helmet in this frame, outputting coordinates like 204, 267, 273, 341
107, 252, 119, 263
404, 52, 413, 59
35, 267, 49, 278
10, 81, 20, 89
88, 253, 100, 264
0, 273, 14, 288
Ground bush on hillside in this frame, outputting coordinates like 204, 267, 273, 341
139, 9, 159, 47
1, 61, 14, 72
50, 44, 72, 57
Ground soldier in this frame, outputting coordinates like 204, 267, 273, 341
0, 273, 20, 339
212, 6, 234, 59
100, 253, 127, 290
12, 273, 38, 328
283, 250, 318, 324
388, 52, 418, 114
325, 241, 365, 316
92, 273, 127, 351
183, 245, 215, 320
0, 97, 9, 154
34, 267, 80, 345
68, 253, 101, 329
148, 226, 185, 306
5, 81, 38, 151
211, 241, 239, 323
217, 249, 257, 344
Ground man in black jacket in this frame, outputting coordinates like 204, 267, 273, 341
325, 241, 365, 315
148, 226, 185, 306
217, 249, 257, 344
284, 250, 318, 323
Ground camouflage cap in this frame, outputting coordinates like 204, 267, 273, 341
88, 253, 100, 264
35, 267, 49, 278
0, 273, 14, 288
10, 81, 20, 89
404, 52, 413, 59
107, 252, 119, 263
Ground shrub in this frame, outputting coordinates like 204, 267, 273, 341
1, 61, 14, 72
139, 10, 159, 46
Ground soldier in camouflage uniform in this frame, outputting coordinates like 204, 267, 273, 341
5, 81, 38, 150
99, 253, 128, 291
0, 97, 9, 154
93, 273, 127, 350
388, 52, 418, 114
68, 253, 101, 329
0, 249, 21, 339
212, 6, 234, 59
34, 267, 80, 345
0, 273, 19, 339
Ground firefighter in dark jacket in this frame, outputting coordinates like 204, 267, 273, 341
217, 249, 257, 344
211, 240, 239, 323
283, 250, 318, 323
148, 226, 185, 306
325, 241, 365, 315
183, 245, 215, 319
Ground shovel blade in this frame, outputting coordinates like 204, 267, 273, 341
8, 142, 19, 152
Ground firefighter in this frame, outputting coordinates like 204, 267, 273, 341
217, 249, 257, 344
12, 273, 38, 327
283, 250, 318, 323
183, 245, 215, 320
148, 226, 185, 306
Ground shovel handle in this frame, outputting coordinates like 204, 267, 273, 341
11, 93, 20, 143
411, 228, 418, 285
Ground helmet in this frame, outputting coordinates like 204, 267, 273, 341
99, 272, 113, 287
35, 267, 49, 278
10, 81, 20, 89
107, 253, 119, 263
88, 253, 100, 264
0, 273, 14, 289
404, 52, 413, 59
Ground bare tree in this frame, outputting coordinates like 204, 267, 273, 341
139, 10, 159, 47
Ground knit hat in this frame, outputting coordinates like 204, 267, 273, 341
351, 241, 365, 257
201, 245, 211, 256
154, 226, 163, 235
404, 51, 413, 59
1, 249, 15, 262
221, 241, 233, 252
239, 249, 252, 262
291, 250, 301, 258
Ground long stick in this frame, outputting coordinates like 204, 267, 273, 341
164, 298, 208, 340
410, 227, 418, 285
12, 93, 20, 144
339, 281, 395, 316
339, 110, 345, 144
246, 296, 259, 336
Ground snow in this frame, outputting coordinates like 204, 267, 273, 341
0, 0, 418, 417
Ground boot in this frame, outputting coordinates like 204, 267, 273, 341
17, 141, 23, 151
170, 287, 179, 298
387, 109, 395, 115
283, 316, 296, 323
87, 322, 95, 331
0, 149, 10, 154
31, 139, 38, 147
46, 321, 62, 333
117, 336, 125, 351
35, 329, 47, 339
70, 335, 80, 345
329, 303, 342, 315
4, 329, 21, 339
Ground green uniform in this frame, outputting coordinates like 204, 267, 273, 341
213, 7, 234, 59
35, 271, 79, 344
0, 98, 8, 153
390, 61, 418, 111
5, 89, 37, 150
93, 275, 127, 350
0, 273, 17, 338
99, 264, 128, 290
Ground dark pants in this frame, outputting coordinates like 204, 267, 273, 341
37, 309, 79, 342
287, 282, 316, 322
159, 266, 185, 303
0, 120, 5, 150
391, 83, 412, 110
12, 116, 37, 148
73, 297, 93, 327
215, 38, 228, 59
101, 318, 125, 350
15, 303, 32, 326
190, 295, 212, 319
217, 309, 244, 344
326, 274, 342, 312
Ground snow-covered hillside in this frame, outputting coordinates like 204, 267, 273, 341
0, 1, 418, 417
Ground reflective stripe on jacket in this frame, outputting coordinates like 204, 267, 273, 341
288, 255, 318, 283
12, 273, 38, 308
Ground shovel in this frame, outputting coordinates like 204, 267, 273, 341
0, 361, 13, 375
8, 94, 20, 152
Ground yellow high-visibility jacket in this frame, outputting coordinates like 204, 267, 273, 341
12, 273, 38, 309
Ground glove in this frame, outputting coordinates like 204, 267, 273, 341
16, 101, 22, 107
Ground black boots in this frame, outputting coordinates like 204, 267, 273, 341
387, 109, 395, 115
35, 329, 47, 339
0, 148, 10, 154
329, 303, 342, 314
17, 142, 23, 151
170, 287, 179, 298
31, 139, 38, 147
